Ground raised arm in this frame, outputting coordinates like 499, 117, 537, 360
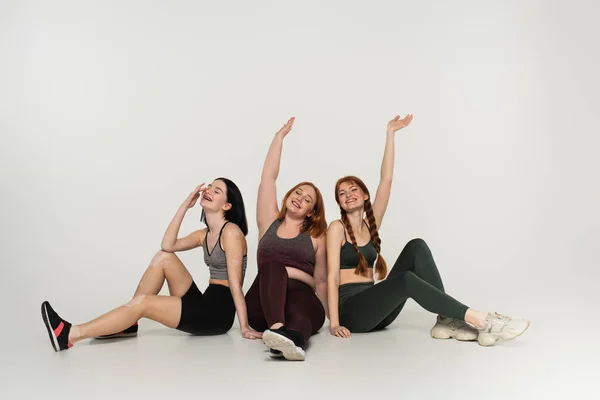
372, 114, 413, 228
327, 221, 351, 338
161, 184, 207, 252
222, 224, 262, 340
313, 234, 329, 320
256, 117, 295, 237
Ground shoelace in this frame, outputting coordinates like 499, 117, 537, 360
490, 312, 511, 325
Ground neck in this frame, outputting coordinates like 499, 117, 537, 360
283, 213, 305, 232
204, 211, 227, 232
345, 208, 364, 232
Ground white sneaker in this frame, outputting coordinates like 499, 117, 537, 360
430, 316, 478, 341
476, 312, 530, 347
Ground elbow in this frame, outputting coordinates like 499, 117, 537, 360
317, 274, 328, 286
161, 242, 175, 253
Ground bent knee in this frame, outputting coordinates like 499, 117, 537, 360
150, 250, 176, 267
407, 238, 429, 251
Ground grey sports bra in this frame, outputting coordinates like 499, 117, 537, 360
203, 222, 247, 280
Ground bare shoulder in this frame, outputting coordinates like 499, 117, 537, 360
222, 223, 245, 241
221, 223, 246, 252
327, 220, 344, 234
312, 233, 327, 253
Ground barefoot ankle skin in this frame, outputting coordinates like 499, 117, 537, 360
464, 309, 488, 329
68, 325, 82, 344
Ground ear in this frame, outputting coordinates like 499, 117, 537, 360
364, 194, 369, 201
223, 203, 232, 211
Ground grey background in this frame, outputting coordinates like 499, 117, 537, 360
1, 0, 598, 399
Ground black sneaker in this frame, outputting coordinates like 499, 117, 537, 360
263, 327, 305, 361
268, 349, 283, 358
41, 301, 72, 352
95, 323, 138, 339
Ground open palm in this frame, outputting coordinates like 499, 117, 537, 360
387, 114, 413, 134
276, 117, 295, 138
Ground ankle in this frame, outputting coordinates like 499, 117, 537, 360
464, 309, 488, 329
270, 322, 284, 330
68, 325, 82, 343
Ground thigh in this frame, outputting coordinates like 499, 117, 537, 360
245, 275, 268, 332
177, 284, 236, 335
370, 303, 406, 331
152, 251, 194, 297
340, 278, 410, 333
286, 284, 325, 333
387, 239, 444, 292
387, 240, 421, 279
141, 295, 183, 328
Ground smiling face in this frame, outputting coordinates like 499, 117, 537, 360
199, 179, 231, 213
284, 184, 317, 218
335, 179, 370, 213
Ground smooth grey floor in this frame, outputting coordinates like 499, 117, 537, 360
3, 304, 594, 400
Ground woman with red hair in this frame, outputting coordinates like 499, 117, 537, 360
327, 114, 530, 347
245, 117, 328, 361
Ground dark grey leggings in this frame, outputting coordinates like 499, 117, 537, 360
338, 238, 469, 333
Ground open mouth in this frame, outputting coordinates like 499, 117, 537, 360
202, 195, 213, 202
345, 199, 357, 205
292, 200, 301, 209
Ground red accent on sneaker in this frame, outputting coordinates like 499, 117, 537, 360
54, 322, 64, 337
68, 342, 73, 348
133, 322, 138, 327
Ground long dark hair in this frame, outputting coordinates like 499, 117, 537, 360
201, 177, 249, 236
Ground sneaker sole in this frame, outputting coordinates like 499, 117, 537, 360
431, 330, 478, 341
478, 321, 531, 347
95, 332, 138, 340
429, 328, 479, 342
41, 302, 59, 352
263, 330, 305, 361
268, 350, 284, 359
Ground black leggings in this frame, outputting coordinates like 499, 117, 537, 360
338, 238, 469, 333
176, 282, 236, 335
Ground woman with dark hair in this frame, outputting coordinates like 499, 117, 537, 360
327, 115, 530, 346
245, 117, 328, 361
41, 178, 261, 352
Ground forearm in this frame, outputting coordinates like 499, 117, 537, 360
230, 285, 250, 330
380, 131, 396, 182
316, 282, 329, 319
161, 206, 187, 251
327, 280, 340, 326
261, 133, 284, 182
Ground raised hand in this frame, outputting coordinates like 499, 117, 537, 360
276, 117, 295, 139
182, 183, 206, 209
387, 114, 413, 134
330, 325, 352, 339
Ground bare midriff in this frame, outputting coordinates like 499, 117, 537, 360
339, 268, 374, 286
209, 279, 229, 287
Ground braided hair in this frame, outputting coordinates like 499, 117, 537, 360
335, 176, 387, 279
